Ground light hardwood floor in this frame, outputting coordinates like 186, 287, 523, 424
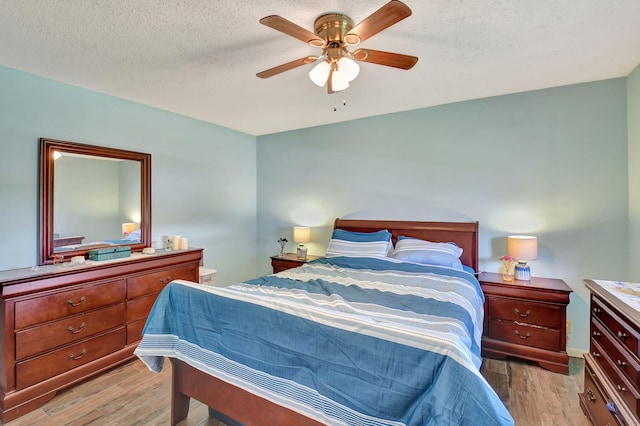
3, 357, 588, 426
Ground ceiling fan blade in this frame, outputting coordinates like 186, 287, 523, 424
352, 49, 418, 70
256, 56, 318, 79
260, 15, 325, 47
344, 1, 412, 45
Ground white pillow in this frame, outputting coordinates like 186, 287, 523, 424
391, 236, 463, 270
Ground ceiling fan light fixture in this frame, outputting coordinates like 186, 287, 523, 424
330, 72, 350, 92
337, 57, 360, 82
309, 60, 331, 86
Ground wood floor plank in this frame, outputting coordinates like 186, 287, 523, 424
3, 357, 589, 425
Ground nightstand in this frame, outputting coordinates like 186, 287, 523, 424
270, 253, 323, 273
478, 272, 572, 374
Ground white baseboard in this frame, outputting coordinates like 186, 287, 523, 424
567, 347, 587, 358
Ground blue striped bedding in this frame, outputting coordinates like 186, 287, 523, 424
135, 256, 513, 425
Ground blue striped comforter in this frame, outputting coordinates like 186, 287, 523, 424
135, 256, 513, 425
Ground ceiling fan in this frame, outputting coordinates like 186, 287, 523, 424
256, 0, 418, 94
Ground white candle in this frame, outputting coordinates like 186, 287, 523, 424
172, 235, 181, 250
180, 237, 188, 250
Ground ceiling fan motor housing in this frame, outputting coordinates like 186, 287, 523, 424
313, 14, 359, 46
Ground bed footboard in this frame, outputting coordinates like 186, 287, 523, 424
169, 358, 323, 426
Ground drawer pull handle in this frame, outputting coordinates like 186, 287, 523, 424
617, 359, 627, 367
617, 384, 627, 393
514, 330, 531, 339
69, 349, 87, 360
159, 276, 173, 284
586, 387, 596, 402
514, 309, 531, 317
67, 296, 86, 307
592, 331, 601, 337
68, 322, 86, 334
592, 351, 601, 357
593, 307, 602, 314
617, 331, 628, 339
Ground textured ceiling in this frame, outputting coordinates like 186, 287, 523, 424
1, 1, 639, 136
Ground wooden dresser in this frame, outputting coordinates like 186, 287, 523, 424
580, 279, 640, 425
0, 248, 202, 423
478, 272, 572, 374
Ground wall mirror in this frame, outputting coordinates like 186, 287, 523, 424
39, 138, 151, 264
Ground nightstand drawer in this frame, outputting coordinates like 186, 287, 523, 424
271, 257, 303, 273
487, 297, 561, 329
487, 319, 561, 351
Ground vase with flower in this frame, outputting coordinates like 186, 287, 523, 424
500, 255, 517, 282
277, 237, 288, 257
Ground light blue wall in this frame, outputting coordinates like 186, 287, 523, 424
0, 62, 633, 354
256, 79, 629, 354
629, 64, 640, 280
0, 65, 257, 285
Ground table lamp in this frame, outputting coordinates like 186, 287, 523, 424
293, 226, 311, 260
508, 236, 538, 281
122, 222, 136, 236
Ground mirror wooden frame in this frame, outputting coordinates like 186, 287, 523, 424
39, 138, 151, 265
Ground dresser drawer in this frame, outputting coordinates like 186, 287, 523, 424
592, 295, 640, 357
127, 293, 158, 322
581, 357, 623, 426
591, 337, 640, 420
487, 297, 561, 329
127, 264, 197, 299
15, 303, 125, 360
592, 318, 640, 391
15, 280, 125, 329
487, 319, 561, 351
127, 319, 146, 345
15, 328, 126, 389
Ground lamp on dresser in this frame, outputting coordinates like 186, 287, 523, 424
508, 235, 538, 281
293, 226, 311, 260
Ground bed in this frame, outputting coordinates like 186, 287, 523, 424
135, 219, 513, 425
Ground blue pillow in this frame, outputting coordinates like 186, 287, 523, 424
391, 236, 464, 270
326, 229, 392, 258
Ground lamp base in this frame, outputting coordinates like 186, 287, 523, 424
296, 245, 308, 260
514, 262, 531, 281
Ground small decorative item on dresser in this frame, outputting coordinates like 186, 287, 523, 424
277, 237, 288, 257
499, 255, 517, 282
293, 226, 311, 260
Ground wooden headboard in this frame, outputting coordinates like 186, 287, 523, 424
333, 218, 479, 272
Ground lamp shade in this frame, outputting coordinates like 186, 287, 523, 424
308, 57, 359, 91
122, 222, 136, 235
508, 236, 538, 260
309, 61, 330, 87
293, 226, 311, 243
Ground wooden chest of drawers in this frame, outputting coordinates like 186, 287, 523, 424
0, 248, 202, 423
478, 272, 572, 374
581, 279, 640, 425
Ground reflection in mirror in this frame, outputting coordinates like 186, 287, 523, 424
40, 139, 151, 264
53, 153, 142, 252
